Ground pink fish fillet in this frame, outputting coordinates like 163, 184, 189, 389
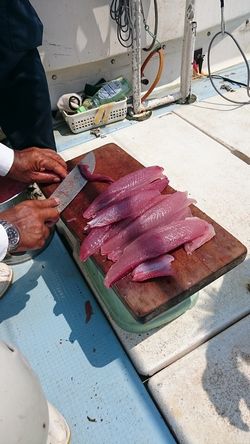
80, 196, 168, 261
78, 164, 114, 183
79, 225, 111, 261
107, 205, 192, 262
99, 193, 167, 248
185, 222, 215, 254
132, 254, 174, 282
143, 177, 169, 193
83, 166, 165, 219
86, 189, 161, 229
104, 217, 215, 287
80, 194, 166, 261
102, 191, 195, 257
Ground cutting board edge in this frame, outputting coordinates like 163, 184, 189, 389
91, 246, 247, 323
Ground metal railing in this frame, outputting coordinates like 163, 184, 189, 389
131, 0, 197, 115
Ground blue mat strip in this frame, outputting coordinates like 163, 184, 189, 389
0, 232, 175, 444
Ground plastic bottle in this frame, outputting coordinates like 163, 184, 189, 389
83, 77, 131, 109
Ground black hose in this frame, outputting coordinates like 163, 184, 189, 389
110, 0, 133, 48
143, 0, 159, 52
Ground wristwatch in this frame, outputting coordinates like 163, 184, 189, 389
0, 220, 20, 253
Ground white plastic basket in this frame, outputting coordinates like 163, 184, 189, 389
62, 98, 127, 134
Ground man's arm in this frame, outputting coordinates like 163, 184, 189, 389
0, 198, 60, 255
0, 144, 67, 183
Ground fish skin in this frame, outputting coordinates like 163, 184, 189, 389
87, 189, 161, 229
102, 191, 194, 257
83, 166, 165, 219
104, 217, 215, 287
132, 254, 174, 282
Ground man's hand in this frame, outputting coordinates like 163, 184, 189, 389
7, 147, 67, 184
0, 198, 60, 252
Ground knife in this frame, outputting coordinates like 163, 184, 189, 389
50, 151, 95, 213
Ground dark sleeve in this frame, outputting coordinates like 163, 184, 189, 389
5, 0, 43, 52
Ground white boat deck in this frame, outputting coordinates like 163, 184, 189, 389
148, 314, 250, 444
55, 68, 250, 438
0, 65, 249, 442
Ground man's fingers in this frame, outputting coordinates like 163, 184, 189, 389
28, 198, 60, 209
40, 149, 67, 169
31, 171, 64, 183
39, 159, 67, 180
39, 207, 60, 222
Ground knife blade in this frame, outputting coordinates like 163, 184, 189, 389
51, 151, 95, 213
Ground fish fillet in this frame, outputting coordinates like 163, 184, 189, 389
80, 194, 168, 262
78, 164, 114, 183
107, 205, 192, 263
104, 217, 215, 287
132, 254, 174, 282
86, 189, 161, 229
83, 166, 165, 219
79, 225, 111, 261
102, 191, 195, 257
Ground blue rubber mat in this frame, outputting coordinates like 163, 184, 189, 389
0, 232, 175, 444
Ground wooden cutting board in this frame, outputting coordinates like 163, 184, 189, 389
42, 143, 247, 323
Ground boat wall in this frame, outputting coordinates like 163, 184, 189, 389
31, 0, 250, 108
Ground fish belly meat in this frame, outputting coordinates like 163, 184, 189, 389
83, 166, 165, 219
104, 217, 215, 287
132, 254, 174, 281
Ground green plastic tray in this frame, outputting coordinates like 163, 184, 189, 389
79, 257, 199, 333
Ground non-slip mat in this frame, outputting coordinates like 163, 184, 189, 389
0, 233, 175, 444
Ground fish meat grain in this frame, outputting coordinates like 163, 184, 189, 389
102, 191, 195, 257
86, 189, 161, 229
104, 217, 215, 287
185, 221, 215, 254
132, 254, 174, 281
83, 166, 165, 219
80, 194, 167, 262
80, 225, 111, 261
